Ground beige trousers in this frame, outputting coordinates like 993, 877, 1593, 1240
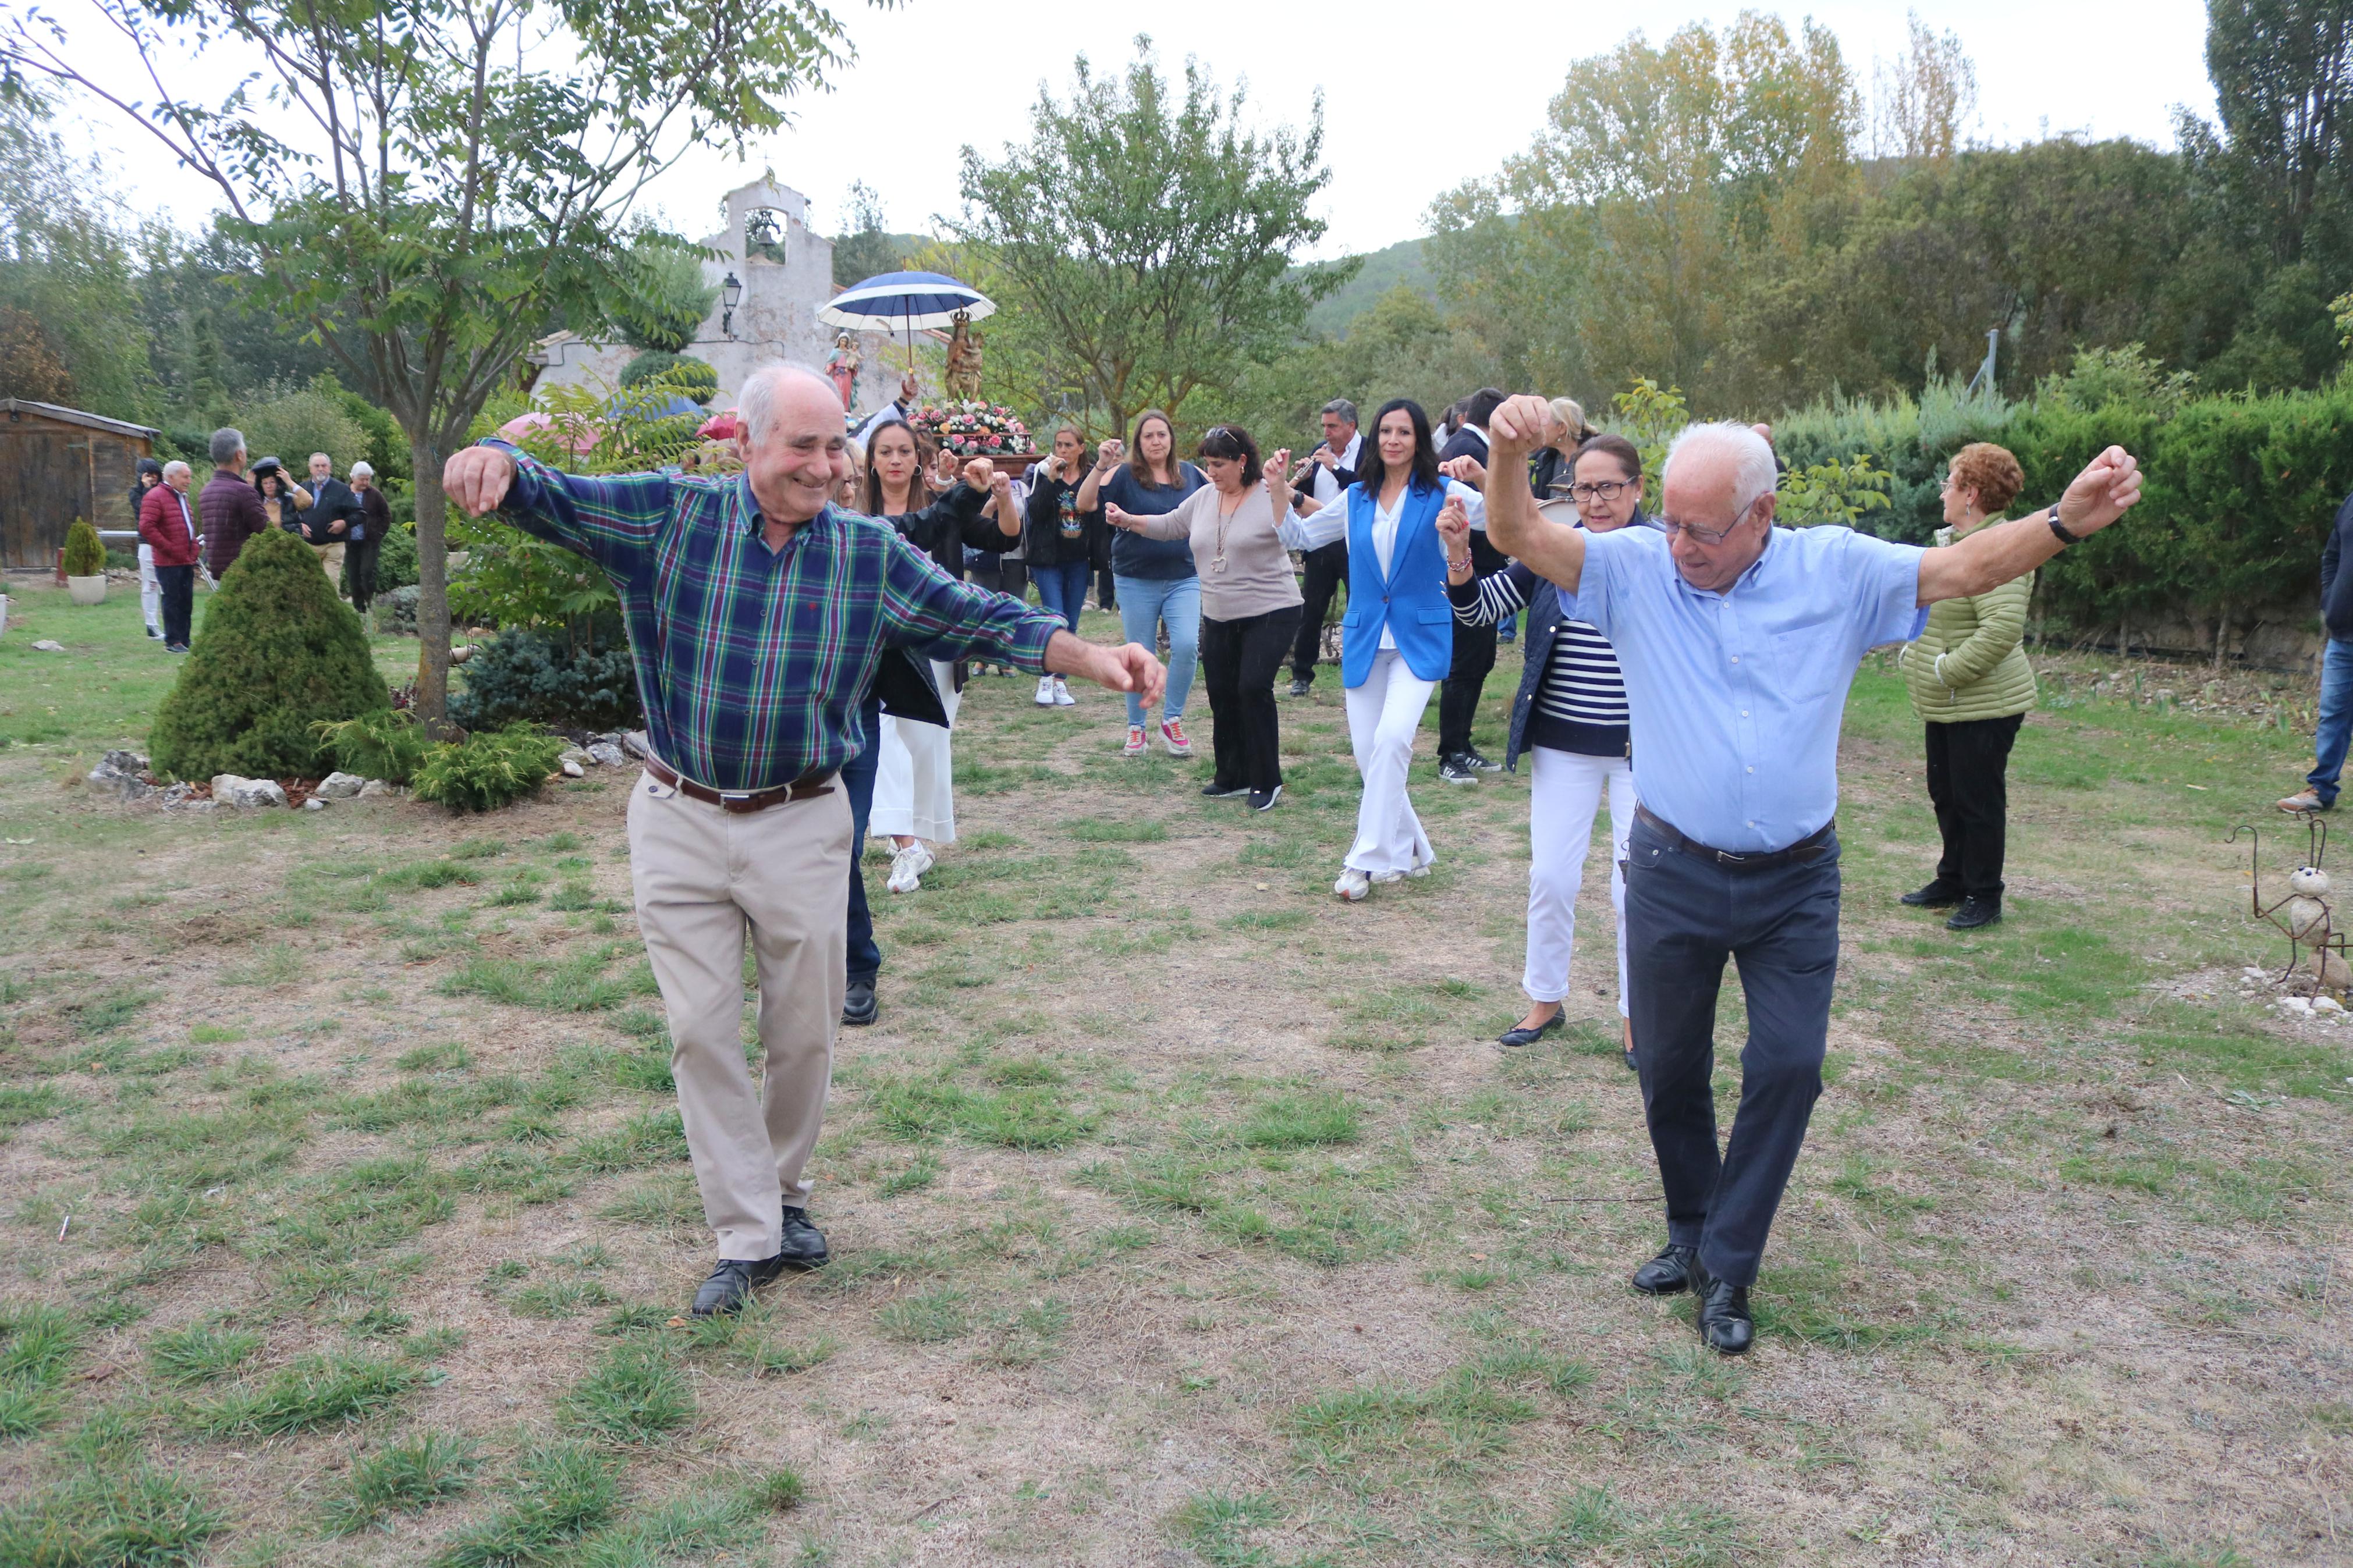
627, 768, 850, 1260
313, 541, 346, 591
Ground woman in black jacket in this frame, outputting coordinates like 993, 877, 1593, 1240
1020, 424, 1101, 707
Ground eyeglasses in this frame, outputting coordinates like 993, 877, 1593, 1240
1654, 497, 1762, 546
1568, 479, 1634, 503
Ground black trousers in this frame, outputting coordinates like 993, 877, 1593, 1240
1288, 541, 1349, 684
1199, 606, 1301, 792
1625, 814, 1840, 1288
1095, 567, 1117, 611
968, 557, 1027, 602
157, 563, 195, 647
1923, 713, 2023, 899
345, 535, 381, 612
1437, 529, 1506, 756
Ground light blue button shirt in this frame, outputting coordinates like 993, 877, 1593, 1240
1573, 524, 1928, 852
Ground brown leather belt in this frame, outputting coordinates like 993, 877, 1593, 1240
643, 755, 834, 813
1634, 804, 1834, 870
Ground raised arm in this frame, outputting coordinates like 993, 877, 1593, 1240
1075, 437, 1123, 513
1482, 395, 1588, 592
443, 439, 668, 581
1914, 447, 2142, 606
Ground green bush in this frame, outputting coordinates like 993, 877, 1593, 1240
375, 585, 420, 636
148, 525, 391, 780
240, 382, 372, 481
413, 724, 570, 813
313, 708, 430, 785
617, 351, 716, 404
62, 517, 105, 576
448, 628, 642, 733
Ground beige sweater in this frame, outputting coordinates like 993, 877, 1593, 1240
1129, 483, 1307, 621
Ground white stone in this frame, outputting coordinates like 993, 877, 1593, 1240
314, 771, 365, 799
86, 750, 155, 802
302, 797, 326, 812
562, 759, 585, 778
585, 741, 624, 767
31, 639, 63, 652
2279, 996, 2314, 1015
2316, 997, 2345, 1014
211, 774, 289, 809
357, 778, 400, 798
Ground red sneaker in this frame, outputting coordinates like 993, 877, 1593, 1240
1123, 724, 1148, 757
1160, 718, 1193, 758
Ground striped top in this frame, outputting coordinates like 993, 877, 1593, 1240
483, 439, 1063, 791
1451, 560, 1629, 758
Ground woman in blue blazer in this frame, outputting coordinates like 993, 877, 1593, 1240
1330, 399, 1484, 902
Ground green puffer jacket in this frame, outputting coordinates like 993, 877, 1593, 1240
1900, 526, 2037, 723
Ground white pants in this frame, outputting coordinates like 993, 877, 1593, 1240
137, 543, 159, 630
1526, 746, 1635, 1014
1343, 648, 1438, 876
871, 660, 960, 844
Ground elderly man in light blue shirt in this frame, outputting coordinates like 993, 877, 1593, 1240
1484, 397, 2143, 1354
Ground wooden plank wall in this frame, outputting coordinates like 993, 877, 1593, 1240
0, 417, 150, 568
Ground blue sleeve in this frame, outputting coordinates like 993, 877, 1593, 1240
1572, 525, 1642, 640
1840, 530, 1930, 649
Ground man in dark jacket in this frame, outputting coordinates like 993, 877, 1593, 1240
2280, 487, 2353, 812
1436, 387, 1509, 781
199, 428, 272, 578
1287, 398, 1361, 697
301, 451, 364, 593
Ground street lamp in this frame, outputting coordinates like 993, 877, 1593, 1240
721, 272, 743, 340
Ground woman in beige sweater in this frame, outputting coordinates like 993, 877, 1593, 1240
1107, 424, 1318, 810
1897, 441, 2038, 931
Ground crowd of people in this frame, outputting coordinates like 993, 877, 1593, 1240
443, 359, 2148, 1357
129, 428, 390, 649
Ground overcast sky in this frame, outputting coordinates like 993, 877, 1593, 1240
53, 0, 2217, 261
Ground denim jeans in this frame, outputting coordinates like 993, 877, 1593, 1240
842, 696, 882, 983
1114, 573, 1198, 726
2309, 637, 2353, 806
1032, 560, 1091, 634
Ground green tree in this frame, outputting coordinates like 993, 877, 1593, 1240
612, 245, 718, 354
949, 37, 1357, 438
0, 93, 154, 419
829, 181, 906, 286
6, 0, 864, 730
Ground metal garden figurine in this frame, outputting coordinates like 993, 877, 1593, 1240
2230, 817, 2353, 993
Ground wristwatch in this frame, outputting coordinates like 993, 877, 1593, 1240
2046, 503, 2084, 546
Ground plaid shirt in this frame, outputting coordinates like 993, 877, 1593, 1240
485, 440, 1063, 792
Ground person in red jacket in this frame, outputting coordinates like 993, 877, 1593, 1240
137, 460, 201, 651
198, 428, 272, 581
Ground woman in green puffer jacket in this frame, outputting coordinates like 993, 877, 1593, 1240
1897, 442, 2035, 932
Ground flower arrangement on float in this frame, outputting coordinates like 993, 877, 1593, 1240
912, 400, 1034, 456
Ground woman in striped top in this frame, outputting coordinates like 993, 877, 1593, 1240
1442, 433, 1655, 1066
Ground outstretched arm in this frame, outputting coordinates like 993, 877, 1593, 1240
1914, 447, 2142, 605
1482, 395, 1588, 592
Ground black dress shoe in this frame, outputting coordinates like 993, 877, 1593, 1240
1286, 677, 1312, 698
691, 1254, 787, 1316
1946, 895, 2002, 930
1631, 1243, 1696, 1296
841, 976, 877, 1027
1497, 1012, 1564, 1048
776, 1206, 829, 1270
1623, 1045, 1639, 1073
1900, 880, 1962, 908
1692, 1260, 1754, 1354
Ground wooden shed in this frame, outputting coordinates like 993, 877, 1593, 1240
0, 399, 161, 569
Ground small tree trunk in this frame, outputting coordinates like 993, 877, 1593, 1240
411, 436, 457, 737
2213, 602, 2230, 670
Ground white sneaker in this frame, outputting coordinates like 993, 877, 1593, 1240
886, 842, 935, 893
1052, 677, 1076, 707
1335, 867, 1371, 902
1369, 868, 1404, 885
1034, 675, 1057, 707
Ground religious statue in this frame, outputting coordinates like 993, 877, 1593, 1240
825, 332, 861, 412
945, 310, 984, 402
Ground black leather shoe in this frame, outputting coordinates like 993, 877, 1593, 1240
1286, 677, 1311, 698
776, 1206, 829, 1270
1623, 1045, 1639, 1073
1497, 1011, 1564, 1048
1250, 786, 1282, 812
841, 976, 877, 1027
1946, 896, 2002, 930
691, 1254, 787, 1316
1692, 1260, 1754, 1354
1632, 1243, 1696, 1296
1900, 879, 1962, 908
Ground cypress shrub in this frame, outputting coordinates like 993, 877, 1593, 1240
149, 525, 392, 780
412, 725, 570, 812
448, 627, 643, 733
62, 518, 105, 576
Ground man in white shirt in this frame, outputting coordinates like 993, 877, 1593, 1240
1287, 398, 1362, 696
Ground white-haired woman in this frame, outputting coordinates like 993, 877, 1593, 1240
347, 461, 391, 614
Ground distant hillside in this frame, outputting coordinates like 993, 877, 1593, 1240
1301, 236, 1432, 337
828, 233, 938, 289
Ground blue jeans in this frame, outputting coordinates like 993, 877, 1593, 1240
843, 696, 882, 983
1625, 814, 1840, 1289
1115, 573, 1198, 727
2310, 637, 2353, 806
1033, 560, 1091, 634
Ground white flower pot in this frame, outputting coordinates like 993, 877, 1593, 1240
66, 574, 107, 606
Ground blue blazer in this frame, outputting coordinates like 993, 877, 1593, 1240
1340, 481, 1454, 687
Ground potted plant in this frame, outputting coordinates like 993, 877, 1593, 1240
62, 518, 108, 605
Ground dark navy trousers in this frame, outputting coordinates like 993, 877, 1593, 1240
842, 696, 882, 984
1623, 814, 1840, 1288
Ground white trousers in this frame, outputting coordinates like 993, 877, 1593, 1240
1343, 648, 1438, 876
871, 660, 960, 844
137, 542, 159, 630
1526, 745, 1635, 1014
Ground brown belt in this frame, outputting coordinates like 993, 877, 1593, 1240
1634, 804, 1834, 870
643, 756, 835, 813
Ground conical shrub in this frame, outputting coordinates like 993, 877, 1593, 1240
150, 525, 391, 780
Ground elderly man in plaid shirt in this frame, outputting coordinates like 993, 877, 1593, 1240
446, 363, 1162, 1316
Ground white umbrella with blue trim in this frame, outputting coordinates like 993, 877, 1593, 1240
819, 271, 995, 373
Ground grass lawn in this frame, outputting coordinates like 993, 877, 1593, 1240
0, 577, 2347, 1566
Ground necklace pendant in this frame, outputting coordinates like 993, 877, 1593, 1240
1211, 556, 1228, 573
